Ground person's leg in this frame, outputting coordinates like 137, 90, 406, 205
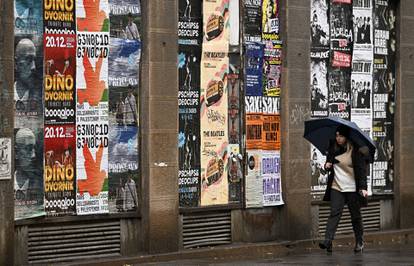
346, 192, 364, 252
320, 189, 345, 252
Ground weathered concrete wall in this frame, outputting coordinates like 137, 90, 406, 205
279, 0, 313, 240
0, 0, 14, 264
140, 0, 180, 253
396, 0, 414, 229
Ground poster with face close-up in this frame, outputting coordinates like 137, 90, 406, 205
245, 149, 263, 208
14, 35, 44, 130
262, 0, 279, 41
14, 128, 45, 220
200, 50, 229, 206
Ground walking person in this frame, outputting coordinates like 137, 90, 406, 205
319, 125, 369, 253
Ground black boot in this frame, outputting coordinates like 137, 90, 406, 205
319, 240, 332, 253
354, 240, 364, 253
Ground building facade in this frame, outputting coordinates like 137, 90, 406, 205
0, 0, 413, 265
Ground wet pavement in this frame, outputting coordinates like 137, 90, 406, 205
140, 242, 414, 266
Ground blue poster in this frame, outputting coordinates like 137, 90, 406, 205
245, 42, 264, 96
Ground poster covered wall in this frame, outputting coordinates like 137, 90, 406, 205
310, 0, 396, 200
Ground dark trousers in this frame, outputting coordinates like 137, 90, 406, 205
325, 189, 364, 242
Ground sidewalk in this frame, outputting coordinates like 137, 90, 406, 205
70, 228, 414, 266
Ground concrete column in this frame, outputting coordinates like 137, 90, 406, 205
279, 0, 313, 240
0, 0, 14, 264
141, 0, 180, 253
396, 0, 414, 229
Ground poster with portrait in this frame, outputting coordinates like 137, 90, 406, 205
372, 0, 396, 195
263, 40, 282, 97
14, 35, 44, 130
76, 0, 110, 215
200, 50, 229, 206
203, 0, 230, 48
310, 55, 329, 117
310, 145, 329, 201
330, 0, 353, 65
15, 0, 43, 35
328, 68, 351, 119
108, 126, 139, 212
14, 128, 45, 220
0, 138, 12, 180
262, 151, 283, 206
179, 0, 202, 46
178, 46, 201, 207
246, 149, 263, 208
44, 125, 76, 216
44, 34, 77, 125
243, 0, 262, 43
43, 0, 76, 33
262, 0, 279, 41
372, 121, 393, 194
245, 42, 264, 96
311, 0, 330, 51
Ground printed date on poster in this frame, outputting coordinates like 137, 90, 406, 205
45, 35, 72, 48
45, 126, 67, 139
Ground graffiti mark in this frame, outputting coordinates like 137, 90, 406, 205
289, 104, 311, 126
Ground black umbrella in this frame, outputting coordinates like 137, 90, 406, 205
303, 117, 376, 162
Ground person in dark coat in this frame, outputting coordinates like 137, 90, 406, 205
319, 125, 369, 253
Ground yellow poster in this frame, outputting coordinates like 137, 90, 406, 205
200, 50, 229, 206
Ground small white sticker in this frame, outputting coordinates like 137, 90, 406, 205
0, 138, 12, 180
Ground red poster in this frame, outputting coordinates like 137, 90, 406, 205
44, 125, 77, 215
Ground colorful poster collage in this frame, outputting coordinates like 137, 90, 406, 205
178, 0, 245, 208
14, 0, 45, 220
107, 0, 141, 213
243, 0, 284, 208
178, 0, 202, 207
310, 0, 396, 200
13, 0, 141, 219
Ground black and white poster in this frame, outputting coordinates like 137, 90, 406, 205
243, 0, 262, 43
311, 53, 329, 117
311, 0, 330, 51
178, 0, 202, 46
330, 0, 353, 67
372, 120, 393, 194
353, 4, 373, 51
0, 138, 12, 180
351, 51, 373, 134
310, 145, 329, 201
372, 0, 396, 194
328, 68, 351, 119
178, 46, 201, 207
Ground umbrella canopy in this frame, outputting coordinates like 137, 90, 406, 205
303, 117, 376, 162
